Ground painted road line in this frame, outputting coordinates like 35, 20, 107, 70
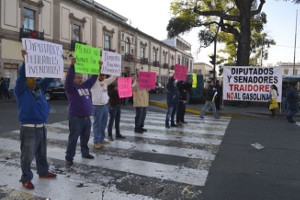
0, 162, 158, 200
42, 130, 216, 160
46, 122, 224, 145
0, 138, 209, 186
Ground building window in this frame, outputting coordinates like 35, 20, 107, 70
153, 51, 157, 62
178, 57, 180, 64
72, 24, 81, 41
125, 38, 130, 54
105, 35, 111, 50
294, 69, 298, 75
163, 54, 167, 64
284, 69, 289, 75
23, 8, 35, 30
141, 47, 145, 59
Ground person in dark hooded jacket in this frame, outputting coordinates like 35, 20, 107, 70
165, 76, 179, 128
176, 79, 192, 126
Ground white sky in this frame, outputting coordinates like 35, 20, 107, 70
95, 0, 300, 66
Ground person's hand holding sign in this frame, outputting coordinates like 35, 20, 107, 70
21, 50, 27, 61
71, 58, 76, 65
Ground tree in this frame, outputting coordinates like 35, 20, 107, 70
167, 0, 266, 66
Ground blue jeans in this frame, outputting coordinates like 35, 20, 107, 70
108, 105, 121, 136
65, 116, 91, 161
287, 103, 299, 120
93, 105, 108, 143
199, 101, 219, 118
20, 126, 49, 183
166, 104, 178, 126
135, 107, 147, 131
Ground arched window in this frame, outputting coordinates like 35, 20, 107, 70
125, 38, 130, 54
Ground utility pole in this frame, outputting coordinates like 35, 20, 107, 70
293, 10, 298, 75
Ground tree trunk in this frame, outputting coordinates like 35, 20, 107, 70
236, 0, 252, 66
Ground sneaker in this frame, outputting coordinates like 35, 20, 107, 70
182, 121, 188, 124
101, 140, 110, 145
116, 134, 126, 139
134, 129, 143, 133
141, 128, 147, 132
94, 143, 102, 149
177, 122, 183, 127
39, 172, 57, 178
22, 182, 34, 189
199, 116, 204, 119
82, 154, 94, 159
66, 160, 73, 166
171, 124, 178, 127
108, 136, 114, 141
165, 124, 170, 129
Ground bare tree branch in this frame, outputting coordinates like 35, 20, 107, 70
251, 0, 266, 16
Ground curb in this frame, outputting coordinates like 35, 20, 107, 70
149, 101, 250, 118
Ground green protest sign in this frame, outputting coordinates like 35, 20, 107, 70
74, 43, 101, 75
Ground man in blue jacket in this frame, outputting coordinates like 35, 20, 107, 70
165, 76, 179, 128
14, 50, 56, 189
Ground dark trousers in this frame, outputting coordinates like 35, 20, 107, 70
20, 126, 49, 183
135, 107, 147, 131
176, 101, 186, 123
215, 97, 221, 109
108, 105, 121, 136
287, 103, 299, 121
65, 116, 91, 161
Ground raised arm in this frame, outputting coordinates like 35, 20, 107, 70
14, 50, 28, 96
65, 59, 76, 93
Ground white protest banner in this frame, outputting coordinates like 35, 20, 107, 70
101, 50, 121, 76
22, 38, 64, 78
223, 66, 283, 102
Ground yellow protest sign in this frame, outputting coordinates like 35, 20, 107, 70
192, 73, 197, 88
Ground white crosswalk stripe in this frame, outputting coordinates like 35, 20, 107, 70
0, 110, 231, 199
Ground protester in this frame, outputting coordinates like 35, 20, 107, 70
3, 78, 11, 99
215, 80, 222, 110
165, 76, 179, 128
282, 83, 290, 113
199, 81, 220, 119
286, 82, 299, 123
132, 77, 149, 133
107, 81, 126, 141
91, 72, 117, 148
269, 84, 279, 117
14, 50, 56, 189
0, 77, 4, 100
65, 58, 98, 166
176, 79, 192, 126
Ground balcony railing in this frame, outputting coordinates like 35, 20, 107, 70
104, 48, 115, 52
124, 53, 134, 62
163, 63, 169, 68
71, 40, 87, 51
20, 28, 44, 40
140, 58, 148, 64
153, 61, 160, 67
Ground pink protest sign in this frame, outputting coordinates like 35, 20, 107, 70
174, 64, 188, 81
118, 77, 132, 98
138, 71, 156, 89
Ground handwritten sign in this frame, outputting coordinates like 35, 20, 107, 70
174, 64, 188, 81
138, 71, 156, 89
223, 66, 283, 102
22, 38, 63, 78
74, 43, 100, 75
101, 50, 121, 76
192, 73, 197, 88
118, 77, 132, 98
